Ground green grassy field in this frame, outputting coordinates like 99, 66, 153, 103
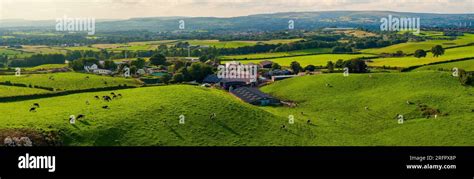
413, 59, 474, 72
0, 47, 34, 58
361, 33, 474, 54
0, 72, 141, 91
185, 39, 302, 48
24, 64, 68, 71
0, 85, 51, 97
368, 45, 474, 68
0, 85, 298, 146
220, 48, 332, 60
234, 53, 376, 67
1, 71, 472, 146
260, 71, 474, 145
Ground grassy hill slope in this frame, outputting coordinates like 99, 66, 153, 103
260, 71, 474, 145
0, 85, 298, 146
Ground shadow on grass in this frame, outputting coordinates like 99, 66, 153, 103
167, 126, 185, 141
78, 120, 91, 126
216, 121, 240, 136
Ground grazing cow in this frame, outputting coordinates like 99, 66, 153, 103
102, 105, 109, 109
118, 94, 122, 98
33, 103, 40, 108
325, 83, 332, 87
307, 120, 311, 124
280, 125, 286, 129
29, 107, 36, 112
111, 92, 116, 96
365, 106, 369, 110
94, 96, 100, 100
85, 76, 90, 79
103, 96, 112, 101
104, 81, 108, 85
77, 114, 85, 120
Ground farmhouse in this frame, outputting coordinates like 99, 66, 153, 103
231, 87, 280, 106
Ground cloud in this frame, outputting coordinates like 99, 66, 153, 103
0, 0, 472, 20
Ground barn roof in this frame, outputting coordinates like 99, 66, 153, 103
231, 87, 275, 104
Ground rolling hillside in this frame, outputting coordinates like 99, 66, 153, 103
260, 71, 474, 145
0, 85, 298, 146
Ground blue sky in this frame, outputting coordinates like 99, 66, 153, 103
0, 0, 473, 20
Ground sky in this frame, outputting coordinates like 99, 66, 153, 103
0, 0, 473, 20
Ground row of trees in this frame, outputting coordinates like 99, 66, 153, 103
9, 54, 65, 67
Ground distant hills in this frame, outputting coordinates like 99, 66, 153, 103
1, 11, 472, 32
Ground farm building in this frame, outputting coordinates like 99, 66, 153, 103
259, 60, 273, 68
203, 74, 221, 84
231, 87, 280, 106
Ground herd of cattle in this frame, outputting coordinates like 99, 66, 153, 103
28, 92, 123, 123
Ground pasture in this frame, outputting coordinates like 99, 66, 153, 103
0, 85, 298, 146
0, 72, 141, 91
0, 85, 51, 97
413, 59, 474, 72
361, 33, 474, 54
234, 53, 376, 67
367, 46, 474, 68
260, 71, 474, 145
220, 48, 332, 60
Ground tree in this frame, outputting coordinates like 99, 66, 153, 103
290, 61, 302, 74
271, 63, 281, 70
431, 45, 445, 57
304, 65, 316, 72
343, 59, 368, 73
172, 73, 185, 83
335, 59, 344, 69
326, 61, 335, 73
188, 63, 214, 82
414, 49, 427, 58
131, 58, 146, 69
150, 54, 167, 66
459, 69, 473, 86
103, 60, 117, 70
160, 73, 172, 84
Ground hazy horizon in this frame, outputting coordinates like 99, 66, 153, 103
0, 0, 473, 21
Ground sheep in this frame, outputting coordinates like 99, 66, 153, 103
4, 137, 13, 146
19, 137, 32, 147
